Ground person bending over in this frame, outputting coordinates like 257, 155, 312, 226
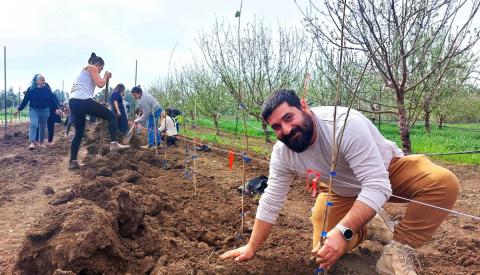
130, 86, 162, 149
159, 111, 178, 146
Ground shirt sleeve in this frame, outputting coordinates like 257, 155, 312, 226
50, 92, 59, 110
18, 89, 31, 111
159, 117, 166, 132
339, 115, 392, 212
256, 145, 295, 224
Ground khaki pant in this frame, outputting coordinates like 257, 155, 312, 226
311, 154, 459, 250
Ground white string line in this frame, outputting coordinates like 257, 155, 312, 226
168, 133, 480, 221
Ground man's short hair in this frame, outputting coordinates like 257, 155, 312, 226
261, 89, 301, 121
131, 86, 142, 94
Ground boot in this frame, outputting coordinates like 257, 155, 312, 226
110, 141, 129, 151
376, 241, 420, 275
366, 208, 396, 243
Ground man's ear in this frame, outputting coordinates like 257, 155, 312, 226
300, 99, 309, 112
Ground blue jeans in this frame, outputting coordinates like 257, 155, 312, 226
147, 108, 162, 145
29, 108, 49, 143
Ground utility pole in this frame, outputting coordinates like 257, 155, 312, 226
3, 46, 7, 136
133, 59, 137, 120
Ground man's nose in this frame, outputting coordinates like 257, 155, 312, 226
282, 123, 293, 136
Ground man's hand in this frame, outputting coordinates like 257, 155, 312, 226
55, 109, 62, 116
105, 71, 112, 79
220, 244, 256, 262
312, 228, 348, 270
13, 110, 19, 117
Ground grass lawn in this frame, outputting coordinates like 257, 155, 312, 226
185, 117, 480, 165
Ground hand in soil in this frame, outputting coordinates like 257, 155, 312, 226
312, 229, 348, 270
220, 244, 256, 262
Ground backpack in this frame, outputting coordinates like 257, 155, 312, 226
238, 175, 268, 195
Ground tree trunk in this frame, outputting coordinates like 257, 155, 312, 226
439, 115, 446, 129
235, 116, 239, 139
261, 120, 272, 144
424, 107, 431, 134
189, 110, 195, 129
213, 115, 220, 136
396, 95, 411, 153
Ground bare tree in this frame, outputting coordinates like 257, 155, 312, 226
182, 65, 233, 135
198, 18, 312, 142
298, 0, 480, 152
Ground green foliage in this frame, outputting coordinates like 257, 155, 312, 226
188, 117, 276, 139
379, 123, 480, 165
187, 117, 480, 165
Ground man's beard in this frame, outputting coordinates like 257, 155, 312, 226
279, 112, 314, 153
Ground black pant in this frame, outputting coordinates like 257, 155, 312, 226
64, 113, 75, 135
69, 98, 117, 161
162, 134, 177, 146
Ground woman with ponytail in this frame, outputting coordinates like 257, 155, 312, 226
68, 53, 129, 170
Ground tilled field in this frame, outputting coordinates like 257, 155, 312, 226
0, 123, 479, 274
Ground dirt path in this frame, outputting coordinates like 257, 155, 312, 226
0, 124, 82, 273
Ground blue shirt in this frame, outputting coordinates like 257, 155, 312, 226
110, 91, 125, 114
18, 86, 54, 111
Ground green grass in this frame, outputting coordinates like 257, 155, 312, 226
187, 118, 276, 139
185, 117, 480, 165
181, 126, 272, 157
380, 123, 480, 165
0, 108, 29, 123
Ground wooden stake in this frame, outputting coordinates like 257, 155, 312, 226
98, 78, 109, 157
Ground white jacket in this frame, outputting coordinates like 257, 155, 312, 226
159, 115, 178, 136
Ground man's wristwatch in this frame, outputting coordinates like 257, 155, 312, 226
335, 224, 354, 241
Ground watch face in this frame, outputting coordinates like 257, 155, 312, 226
344, 229, 354, 240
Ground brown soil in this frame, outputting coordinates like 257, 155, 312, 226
0, 123, 479, 274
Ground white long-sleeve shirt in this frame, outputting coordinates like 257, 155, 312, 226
256, 106, 404, 224
159, 115, 178, 136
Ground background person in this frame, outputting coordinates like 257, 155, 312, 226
110, 83, 129, 135
36, 90, 62, 145
130, 86, 162, 149
68, 53, 129, 170
14, 74, 55, 149
158, 111, 178, 146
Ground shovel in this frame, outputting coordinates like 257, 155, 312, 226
122, 116, 139, 145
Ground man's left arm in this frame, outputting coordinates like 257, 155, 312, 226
314, 115, 390, 269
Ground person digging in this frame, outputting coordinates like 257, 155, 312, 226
130, 86, 163, 149
220, 89, 459, 275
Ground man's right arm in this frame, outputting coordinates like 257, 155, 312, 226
220, 219, 273, 261
221, 144, 294, 261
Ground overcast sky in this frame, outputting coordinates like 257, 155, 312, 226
1, 0, 479, 96
0, 0, 303, 95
